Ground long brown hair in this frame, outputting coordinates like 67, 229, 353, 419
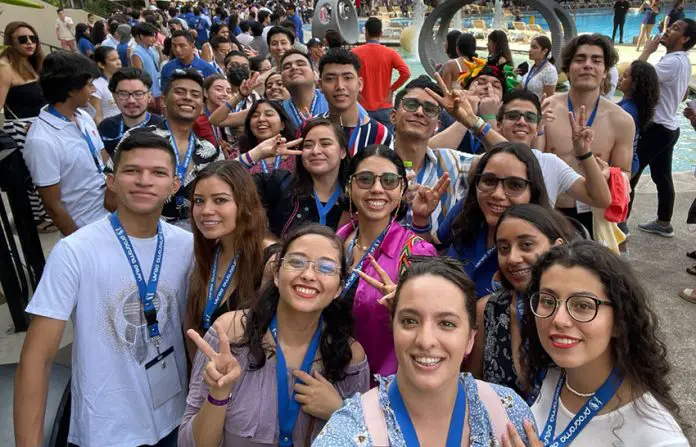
187, 160, 268, 331
2, 22, 44, 81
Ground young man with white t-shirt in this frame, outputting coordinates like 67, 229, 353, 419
14, 129, 193, 447
23, 51, 110, 236
55, 8, 76, 52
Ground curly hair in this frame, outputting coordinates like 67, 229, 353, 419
521, 240, 688, 432
231, 224, 356, 383
625, 60, 660, 132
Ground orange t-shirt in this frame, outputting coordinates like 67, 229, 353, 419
352, 42, 411, 111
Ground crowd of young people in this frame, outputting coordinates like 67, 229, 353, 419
7, 1, 696, 446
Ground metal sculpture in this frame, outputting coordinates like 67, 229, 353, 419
311, 0, 360, 45
418, 0, 577, 77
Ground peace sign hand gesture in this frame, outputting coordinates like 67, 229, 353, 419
186, 323, 241, 397
254, 135, 304, 159
239, 72, 261, 98
411, 172, 450, 220
426, 73, 479, 128
569, 105, 594, 157
355, 255, 397, 309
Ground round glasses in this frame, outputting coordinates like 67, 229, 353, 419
401, 97, 440, 119
115, 90, 149, 100
530, 292, 614, 323
351, 171, 402, 191
280, 254, 340, 276
475, 173, 531, 197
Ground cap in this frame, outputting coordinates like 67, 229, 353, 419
306, 37, 322, 48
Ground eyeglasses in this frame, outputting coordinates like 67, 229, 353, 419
16, 35, 38, 45
476, 173, 531, 197
115, 90, 150, 100
530, 292, 614, 323
503, 110, 540, 124
281, 254, 340, 276
351, 171, 402, 191
401, 97, 440, 119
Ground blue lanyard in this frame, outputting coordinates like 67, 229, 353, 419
341, 225, 390, 299
202, 247, 239, 330
541, 367, 623, 446
524, 60, 547, 89
166, 122, 196, 205
288, 90, 318, 126
109, 213, 164, 341
514, 291, 524, 326
313, 186, 341, 225
260, 156, 282, 173
203, 106, 221, 147
270, 315, 322, 446
346, 109, 367, 155
389, 376, 466, 446
567, 94, 601, 127
47, 105, 102, 175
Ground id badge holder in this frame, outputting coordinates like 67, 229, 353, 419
145, 346, 182, 409
576, 201, 591, 214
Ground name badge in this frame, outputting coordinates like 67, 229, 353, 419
145, 346, 182, 409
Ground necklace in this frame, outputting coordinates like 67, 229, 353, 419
565, 379, 595, 398
354, 241, 371, 252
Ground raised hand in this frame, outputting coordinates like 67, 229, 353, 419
275, 137, 304, 157
644, 33, 661, 54
239, 72, 261, 98
186, 323, 241, 397
540, 93, 556, 129
426, 73, 479, 128
243, 46, 258, 58
410, 173, 450, 220
355, 255, 397, 309
254, 135, 304, 159
502, 420, 543, 447
569, 105, 594, 156
293, 369, 343, 420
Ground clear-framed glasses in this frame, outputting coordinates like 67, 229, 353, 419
280, 254, 340, 276
475, 173, 531, 197
115, 90, 149, 100
351, 171, 402, 191
529, 292, 614, 323
401, 97, 440, 118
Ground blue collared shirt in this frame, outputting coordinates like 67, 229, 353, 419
160, 56, 217, 91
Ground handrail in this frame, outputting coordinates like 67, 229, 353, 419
0, 30, 63, 54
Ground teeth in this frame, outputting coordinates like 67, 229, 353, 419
510, 268, 530, 278
414, 356, 442, 366
552, 337, 579, 345
489, 204, 507, 213
294, 286, 318, 296
180, 105, 193, 111
202, 220, 220, 226
366, 200, 387, 209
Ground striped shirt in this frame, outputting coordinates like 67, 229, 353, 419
321, 113, 393, 157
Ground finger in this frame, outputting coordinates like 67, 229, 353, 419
424, 87, 447, 107
355, 268, 386, 290
579, 104, 587, 128
523, 419, 542, 447
292, 368, 320, 385
432, 72, 450, 96
280, 149, 305, 156
378, 291, 395, 309
285, 138, 304, 148
213, 322, 231, 356
205, 360, 223, 382
568, 111, 578, 133
312, 369, 331, 384
187, 329, 218, 360
368, 255, 393, 285
294, 393, 309, 404
293, 382, 312, 395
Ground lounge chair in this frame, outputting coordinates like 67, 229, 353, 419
511, 21, 531, 41
470, 19, 488, 38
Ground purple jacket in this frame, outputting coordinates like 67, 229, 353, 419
337, 221, 436, 379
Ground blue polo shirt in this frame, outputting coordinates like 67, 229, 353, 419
160, 56, 217, 90
282, 89, 330, 128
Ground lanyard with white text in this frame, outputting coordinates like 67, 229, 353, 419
340, 225, 389, 299
166, 122, 196, 205
109, 213, 164, 343
389, 376, 466, 446
47, 105, 102, 175
260, 156, 282, 173
202, 247, 239, 330
270, 315, 322, 446
204, 106, 221, 147
313, 186, 341, 226
287, 90, 318, 126
524, 60, 548, 89
541, 367, 623, 446
567, 94, 601, 127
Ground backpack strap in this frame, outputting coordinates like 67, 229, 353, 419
475, 380, 511, 442
398, 233, 423, 275
361, 389, 389, 446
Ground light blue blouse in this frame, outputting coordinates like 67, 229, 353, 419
312, 373, 535, 446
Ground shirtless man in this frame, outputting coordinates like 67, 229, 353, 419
539, 34, 634, 231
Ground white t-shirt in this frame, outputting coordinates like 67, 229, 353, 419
23, 107, 109, 228
532, 368, 688, 447
522, 61, 558, 100
26, 217, 194, 447
652, 51, 691, 130
532, 148, 581, 207
604, 66, 619, 99
56, 17, 74, 40
92, 77, 120, 120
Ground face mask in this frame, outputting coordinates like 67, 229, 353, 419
227, 67, 250, 86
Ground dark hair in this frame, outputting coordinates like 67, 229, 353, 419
365, 17, 382, 37
57, 7, 64, 13
324, 29, 344, 48
224, 50, 249, 67
497, 89, 542, 123
231, 223, 355, 383
494, 203, 574, 290
561, 33, 618, 73
257, 9, 271, 24
390, 256, 477, 329
210, 22, 228, 38
163, 67, 204, 95
280, 48, 312, 69
210, 34, 229, 50
109, 67, 153, 92
202, 72, 228, 91
108, 20, 119, 35
239, 20, 251, 32
318, 48, 360, 76
347, 144, 408, 220
456, 33, 477, 59
266, 25, 295, 46
91, 20, 107, 46
450, 142, 551, 247
679, 18, 696, 50
521, 240, 688, 432
2, 22, 44, 81
250, 21, 264, 37
41, 51, 100, 104
113, 127, 176, 172
133, 22, 158, 37
75, 23, 92, 45
93, 46, 117, 70
488, 30, 513, 67
171, 29, 195, 44
532, 35, 555, 65
625, 60, 659, 132
280, 20, 296, 31
446, 30, 462, 59
238, 99, 297, 152
248, 55, 266, 71
291, 118, 349, 200
187, 161, 268, 328
394, 75, 443, 109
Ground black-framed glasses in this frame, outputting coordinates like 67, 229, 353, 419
401, 97, 440, 119
16, 35, 38, 45
503, 110, 540, 124
115, 90, 150, 100
280, 254, 340, 276
530, 292, 614, 323
351, 171, 402, 191
476, 173, 531, 197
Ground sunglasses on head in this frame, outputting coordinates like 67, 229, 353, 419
503, 110, 540, 124
401, 97, 440, 119
351, 171, 402, 190
16, 35, 38, 45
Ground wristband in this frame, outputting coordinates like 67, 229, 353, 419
477, 122, 492, 138
242, 152, 255, 168
480, 114, 496, 121
536, 130, 545, 136
576, 151, 593, 161
470, 117, 485, 134
207, 393, 230, 406
411, 220, 432, 234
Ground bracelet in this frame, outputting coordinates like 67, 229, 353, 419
480, 114, 496, 122
477, 122, 492, 138
242, 152, 255, 168
576, 151, 593, 161
411, 220, 432, 234
536, 130, 545, 137
470, 117, 485, 134
207, 393, 230, 406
